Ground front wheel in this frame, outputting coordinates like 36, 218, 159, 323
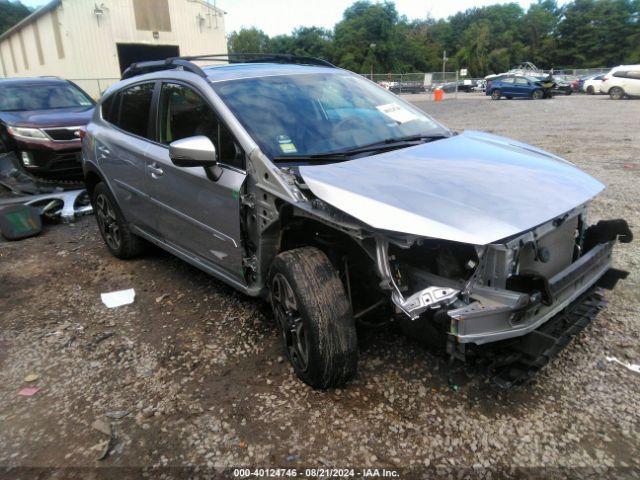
491, 89, 501, 100
269, 247, 358, 389
609, 87, 625, 100
532, 89, 544, 100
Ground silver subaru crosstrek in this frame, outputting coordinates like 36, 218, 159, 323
83, 54, 632, 389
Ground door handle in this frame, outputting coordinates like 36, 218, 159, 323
149, 164, 164, 178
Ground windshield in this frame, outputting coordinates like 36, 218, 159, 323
211, 72, 449, 160
0, 83, 94, 112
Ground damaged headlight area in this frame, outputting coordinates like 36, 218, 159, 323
373, 206, 632, 376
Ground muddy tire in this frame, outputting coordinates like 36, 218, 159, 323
491, 89, 501, 100
269, 247, 357, 389
609, 87, 625, 100
92, 182, 145, 259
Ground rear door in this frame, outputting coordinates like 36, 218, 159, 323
97, 82, 156, 230
514, 77, 530, 97
499, 76, 515, 96
144, 81, 247, 281
623, 70, 640, 95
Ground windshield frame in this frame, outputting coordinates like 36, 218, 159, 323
0, 81, 95, 112
210, 71, 451, 164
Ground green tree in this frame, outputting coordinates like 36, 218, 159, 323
332, 1, 400, 72
0, 0, 31, 34
227, 27, 271, 53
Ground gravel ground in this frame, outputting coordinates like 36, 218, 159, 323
0, 94, 638, 479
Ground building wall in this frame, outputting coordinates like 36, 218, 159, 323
0, 0, 227, 97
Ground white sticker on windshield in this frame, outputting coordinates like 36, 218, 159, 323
376, 103, 418, 124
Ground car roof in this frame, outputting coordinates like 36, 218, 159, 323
0, 76, 68, 87
201, 62, 341, 82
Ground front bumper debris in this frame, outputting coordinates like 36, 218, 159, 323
0, 189, 92, 222
449, 241, 614, 345
487, 288, 607, 388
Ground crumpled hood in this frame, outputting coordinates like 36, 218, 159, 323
0, 107, 94, 128
299, 131, 604, 245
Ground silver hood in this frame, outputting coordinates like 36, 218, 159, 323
299, 131, 604, 245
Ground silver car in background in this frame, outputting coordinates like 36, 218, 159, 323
82, 54, 632, 389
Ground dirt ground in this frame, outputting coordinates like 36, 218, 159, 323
1, 94, 638, 479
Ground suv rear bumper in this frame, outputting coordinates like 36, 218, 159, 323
449, 241, 614, 345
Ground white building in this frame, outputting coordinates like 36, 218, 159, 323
0, 0, 227, 97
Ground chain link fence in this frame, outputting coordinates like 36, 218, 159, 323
362, 72, 490, 98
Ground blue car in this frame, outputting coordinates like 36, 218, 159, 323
486, 74, 549, 100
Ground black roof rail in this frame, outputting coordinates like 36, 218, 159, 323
121, 53, 335, 79
121, 58, 207, 80
181, 53, 336, 68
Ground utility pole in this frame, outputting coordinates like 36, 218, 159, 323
442, 50, 448, 80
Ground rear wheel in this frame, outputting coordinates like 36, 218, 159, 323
506, 96, 513, 100
586, 85, 595, 95
491, 89, 501, 100
609, 87, 625, 100
269, 247, 358, 389
92, 182, 145, 259
532, 89, 544, 100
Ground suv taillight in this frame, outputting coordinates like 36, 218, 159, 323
602, 77, 609, 82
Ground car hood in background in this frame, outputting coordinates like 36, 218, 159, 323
299, 131, 604, 245
0, 107, 94, 128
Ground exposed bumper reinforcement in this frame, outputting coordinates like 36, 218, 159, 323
488, 288, 607, 388
449, 242, 613, 345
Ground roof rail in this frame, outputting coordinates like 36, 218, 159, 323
121, 58, 207, 80
182, 53, 336, 68
121, 53, 335, 79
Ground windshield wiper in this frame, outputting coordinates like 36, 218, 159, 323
273, 133, 450, 163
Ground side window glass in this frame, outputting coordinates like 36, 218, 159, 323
515, 77, 528, 85
159, 83, 244, 169
613, 71, 627, 78
101, 93, 117, 123
502, 77, 514, 84
116, 83, 154, 139
627, 71, 640, 80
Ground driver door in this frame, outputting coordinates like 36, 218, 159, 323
145, 82, 247, 281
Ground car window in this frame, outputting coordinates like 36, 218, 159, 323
211, 72, 448, 161
515, 77, 528, 85
101, 93, 117, 123
613, 71, 628, 78
501, 77, 515, 84
158, 83, 244, 170
627, 71, 640, 80
0, 83, 94, 111
115, 83, 154, 139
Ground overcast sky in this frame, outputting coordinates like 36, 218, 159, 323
21, 0, 568, 37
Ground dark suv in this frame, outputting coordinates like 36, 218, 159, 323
0, 77, 95, 181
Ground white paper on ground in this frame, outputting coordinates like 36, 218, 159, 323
101, 288, 135, 308
606, 356, 640, 374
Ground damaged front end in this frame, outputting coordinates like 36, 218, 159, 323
372, 203, 632, 378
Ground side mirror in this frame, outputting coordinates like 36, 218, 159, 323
169, 135, 217, 168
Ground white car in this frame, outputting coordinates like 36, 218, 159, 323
600, 65, 640, 99
582, 74, 604, 94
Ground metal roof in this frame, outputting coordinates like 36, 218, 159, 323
203, 63, 340, 82
0, 0, 61, 42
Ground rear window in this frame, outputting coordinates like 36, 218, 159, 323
111, 83, 155, 139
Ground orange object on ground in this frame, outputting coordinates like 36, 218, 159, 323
434, 88, 444, 102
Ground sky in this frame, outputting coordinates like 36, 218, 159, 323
20, 0, 568, 37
